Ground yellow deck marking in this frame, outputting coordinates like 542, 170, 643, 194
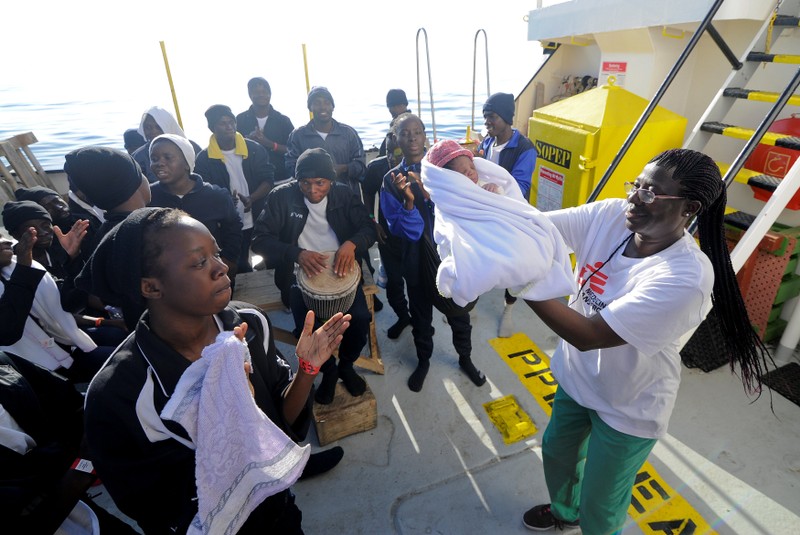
489, 333, 718, 534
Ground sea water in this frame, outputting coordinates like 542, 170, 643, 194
0, 2, 547, 171
0, 88, 495, 171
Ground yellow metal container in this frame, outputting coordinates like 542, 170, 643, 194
528, 85, 687, 210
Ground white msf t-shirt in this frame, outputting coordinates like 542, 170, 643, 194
545, 198, 714, 438
222, 149, 253, 229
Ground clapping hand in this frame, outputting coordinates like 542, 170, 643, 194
296, 310, 350, 370
54, 219, 89, 259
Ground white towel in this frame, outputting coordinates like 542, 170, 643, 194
161, 332, 309, 535
421, 158, 576, 306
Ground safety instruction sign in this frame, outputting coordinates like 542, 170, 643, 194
600, 61, 627, 87
537, 165, 565, 212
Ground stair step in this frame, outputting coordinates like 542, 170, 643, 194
747, 52, 800, 64
724, 210, 756, 230
716, 161, 800, 211
723, 87, 800, 106
774, 14, 800, 27
717, 162, 775, 186
748, 173, 782, 192
701, 122, 800, 150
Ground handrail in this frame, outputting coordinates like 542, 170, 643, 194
416, 28, 438, 142
688, 66, 800, 237
471, 29, 491, 133
705, 23, 743, 70
586, 0, 728, 203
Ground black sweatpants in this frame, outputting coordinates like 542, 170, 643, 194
378, 240, 409, 318
406, 282, 472, 362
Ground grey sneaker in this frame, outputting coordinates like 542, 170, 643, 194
522, 504, 579, 531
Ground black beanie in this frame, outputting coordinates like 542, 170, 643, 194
307, 86, 334, 109
386, 89, 408, 108
124, 128, 145, 147
295, 148, 336, 181
76, 207, 177, 329
2, 200, 52, 233
483, 92, 515, 125
247, 77, 271, 93
14, 186, 60, 204
205, 105, 236, 130
64, 146, 143, 211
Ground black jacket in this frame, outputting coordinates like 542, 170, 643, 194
149, 174, 243, 264
194, 139, 275, 222
236, 105, 295, 183
84, 303, 310, 534
251, 181, 377, 298
0, 352, 84, 519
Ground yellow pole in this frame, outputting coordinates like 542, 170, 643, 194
159, 41, 184, 129
302, 43, 313, 121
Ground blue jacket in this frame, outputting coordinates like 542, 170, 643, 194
379, 160, 430, 285
285, 119, 366, 186
478, 129, 536, 199
149, 174, 243, 264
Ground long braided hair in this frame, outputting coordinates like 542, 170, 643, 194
649, 149, 773, 394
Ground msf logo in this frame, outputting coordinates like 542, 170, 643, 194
578, 262, 608, 294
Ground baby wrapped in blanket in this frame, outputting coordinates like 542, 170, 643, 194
421, 140, 576, 306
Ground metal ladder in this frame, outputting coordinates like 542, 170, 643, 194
470, 29, 491, 138
681, 0, 800, 362
416, 28, 438, 142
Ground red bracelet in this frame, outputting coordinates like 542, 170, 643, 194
95, 317, 103, 327
297, 355, 320, 376
272, 141, 279, 151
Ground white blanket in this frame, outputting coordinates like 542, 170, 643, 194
162, 332, 309, 535
421, 158, 576, 306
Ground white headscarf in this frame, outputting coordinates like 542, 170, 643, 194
138, 106, 187, 140
150, 134, 196, 173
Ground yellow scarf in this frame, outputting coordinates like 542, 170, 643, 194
208, 132, 249, 161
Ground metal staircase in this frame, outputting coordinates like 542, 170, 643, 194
682, 0, 800, 361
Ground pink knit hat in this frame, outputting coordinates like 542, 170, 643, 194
426, 140, 473, 168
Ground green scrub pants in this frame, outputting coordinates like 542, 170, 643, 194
542, 387, 657, 535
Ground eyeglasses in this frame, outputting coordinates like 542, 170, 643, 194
623, 182, 686, 204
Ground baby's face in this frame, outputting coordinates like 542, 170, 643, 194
449, 156, 479, 184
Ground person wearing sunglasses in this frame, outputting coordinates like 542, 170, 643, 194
520, 149, 772, 534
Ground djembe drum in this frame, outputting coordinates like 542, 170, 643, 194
296, 251, 361, 319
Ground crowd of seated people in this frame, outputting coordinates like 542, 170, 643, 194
0, 81, 410, 531
2, 81, 525, 533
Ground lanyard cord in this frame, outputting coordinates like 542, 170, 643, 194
569, 233, 633, 306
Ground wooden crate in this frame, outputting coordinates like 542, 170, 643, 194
313, 382, 377, 446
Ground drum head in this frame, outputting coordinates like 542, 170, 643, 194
296, 251, 361, 297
